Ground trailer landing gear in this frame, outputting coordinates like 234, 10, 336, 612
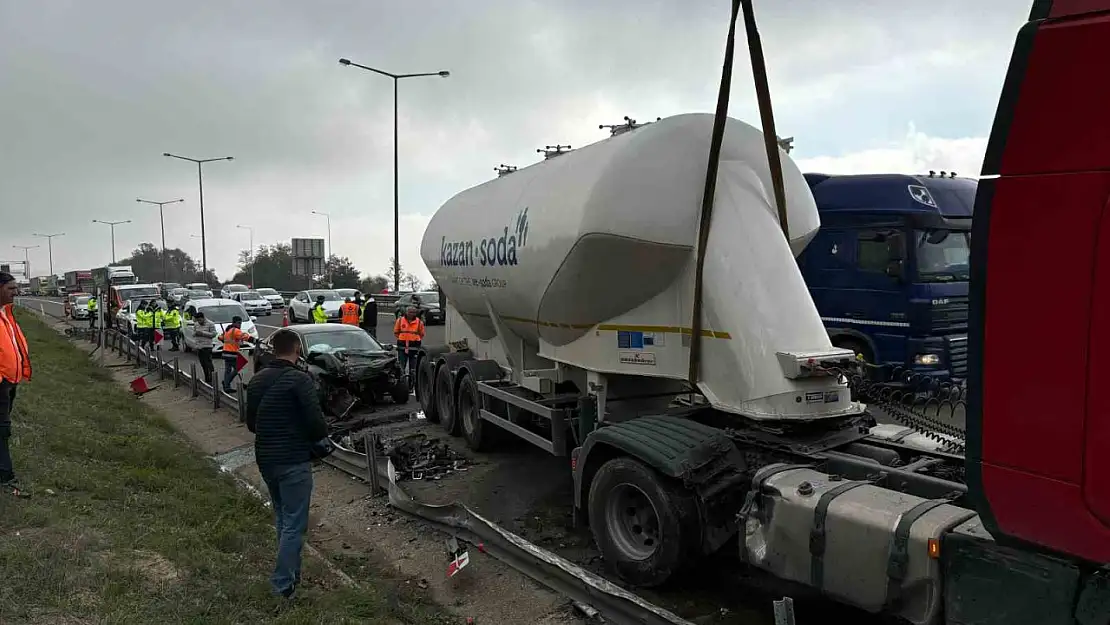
588, 456, 698, 588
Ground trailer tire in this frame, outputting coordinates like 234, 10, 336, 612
417, 360, 440, 423
588, 456, 698, 588
458, 373, 498, 452
435, 365, 459, 435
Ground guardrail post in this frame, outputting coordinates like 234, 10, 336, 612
157, 352, 165, 379
173, 358, 180, 388
236, 384, 246, 422
364, 431, 381, 495
213, 381, 220, 409
190, 363, 199, 398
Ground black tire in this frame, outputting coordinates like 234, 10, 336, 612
390, 380, 409, 405
435, 364, 459, 435
417, 359, 440, 423
289, 308, 299, 324
458, 373, 498, 452
587, 457, 699, 588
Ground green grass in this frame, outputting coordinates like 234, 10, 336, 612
0, 311, 451, 625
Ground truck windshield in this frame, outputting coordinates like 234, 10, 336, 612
118, 286, 160, 299
915, 229, 970, 282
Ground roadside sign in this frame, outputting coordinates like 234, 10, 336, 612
292, 257, 324, 277
292, 238, 325, 259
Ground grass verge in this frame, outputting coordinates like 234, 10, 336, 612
0, 311, 451, 625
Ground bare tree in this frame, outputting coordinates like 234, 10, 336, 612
403, 272, 422, 292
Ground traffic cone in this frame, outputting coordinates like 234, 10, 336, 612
129, 373, 158, 395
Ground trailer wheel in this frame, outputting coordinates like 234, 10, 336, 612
588, 456, 698, 588
458, 373, 497, 452
435, 365, 459, 435
417, 360, 440, 423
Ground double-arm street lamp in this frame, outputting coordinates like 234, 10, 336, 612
236, 224, 254, 287
136, 198, 184, 281
92, 219, 131, 264
13, 245, 39, 279
32, 233, 64, 277
163, 153, 234, 281
338, 57, 449, 292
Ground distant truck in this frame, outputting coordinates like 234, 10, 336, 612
29, 276, 61, 296
64, 270, 95, 294
796, 171, 973, 379
91, 265, 138, 289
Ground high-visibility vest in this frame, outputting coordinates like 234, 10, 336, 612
87, 298, 97, 311
0, 304, 32, 384
135, 309, 154, 329
312, 304, 328, 324
154, 309, 165, 328
163, 310, 181, 329
219, 326, 249, 353
340, 302, 359, 325
394, 316, 425, 343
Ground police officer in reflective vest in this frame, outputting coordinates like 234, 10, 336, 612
153, 304, 165, 350
135, 301, 155, 350
359, 293, 377, 338
393, 306, 425, 379
162, 303, 182, 351
87, 296, 98, 329
311, 295, 328, 324
340, 297, 359, 326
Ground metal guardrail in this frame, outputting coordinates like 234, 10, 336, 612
277, 291, 402, 307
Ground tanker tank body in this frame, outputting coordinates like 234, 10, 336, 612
421, 112, 862, 422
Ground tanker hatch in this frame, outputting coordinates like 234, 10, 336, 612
599, 116, 662, 137
494, 164, 517, 178
537, 144, 572, 160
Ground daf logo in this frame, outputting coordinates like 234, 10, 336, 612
932, 298, 950, 306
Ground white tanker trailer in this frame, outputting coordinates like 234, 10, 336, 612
414, 114, 974, 623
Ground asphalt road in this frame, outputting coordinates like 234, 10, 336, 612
21, 297, 446, 392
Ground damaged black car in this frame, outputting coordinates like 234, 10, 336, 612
253, 324, 410, 416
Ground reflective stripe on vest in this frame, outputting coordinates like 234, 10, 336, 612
0, 304, 32, 383
395, 317, 424, 342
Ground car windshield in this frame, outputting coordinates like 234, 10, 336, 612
118, 286, 160, 299
186, 290, 208, 297
75, 296, 90, 305
164, 283, 182, 290
240, 291, 262, 299
304, 329, 383, 354
256, 288, 277, 295
307, 290, 341, 302
416, 292, 439, 304
197, 304, 249, 324
916, 229, 971, 282
227, 285, 247, 292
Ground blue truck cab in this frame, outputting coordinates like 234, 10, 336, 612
797, 172, 974, 379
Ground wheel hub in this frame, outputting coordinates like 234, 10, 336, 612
604, 484, 661, 561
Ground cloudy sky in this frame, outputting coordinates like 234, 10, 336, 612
0, 0, 1030, 285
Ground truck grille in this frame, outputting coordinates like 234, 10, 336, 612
947, 336, 968, 379
930, 299, 969, 332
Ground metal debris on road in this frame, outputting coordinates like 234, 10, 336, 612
342, 431, 466, 483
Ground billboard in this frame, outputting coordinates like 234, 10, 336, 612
292, 238, 325, 260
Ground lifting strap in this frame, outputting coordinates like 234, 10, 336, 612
809, 479, 868, 589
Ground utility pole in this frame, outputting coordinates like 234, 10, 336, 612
136, 198, 185, 282
92, 219, 130, 264
163, 153, 234, 282
236, 224, 254, 287
311, 211, 332, 286
338, 57, 450, 292
12, 245, 38, 280
32, 232, 64, 277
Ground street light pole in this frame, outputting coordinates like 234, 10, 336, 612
236, 224, 254, 287
32, 233, 64, 277
136, 198, 185, 282
163, 153, 234, 283
92, 219, 131, 264
311, 210, 332, 286
338, 57, 450, 292
13, 245, 39, 280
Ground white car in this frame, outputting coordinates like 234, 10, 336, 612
115, 299, 167, 335
287, 289, 343, 323
220, 283, 249, 300
231, 290, 273, 316
180, 298, 259, 354
255, 287, 285, 309
185, 283, 214, 297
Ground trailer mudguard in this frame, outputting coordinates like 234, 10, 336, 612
574, 415, 747, 552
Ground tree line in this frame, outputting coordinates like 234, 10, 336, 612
115, 242, 429, 293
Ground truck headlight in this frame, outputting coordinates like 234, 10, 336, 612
914, 353, 941, 366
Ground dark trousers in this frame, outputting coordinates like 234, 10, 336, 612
164, 328, 180, 350
397, 341, 421, 377
222, 354, 240, 392
0, 381, 17, 483
260, 462, 313, 596
198, 348, 214, 385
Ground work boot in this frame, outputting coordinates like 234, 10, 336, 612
1, 478, 30, 498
